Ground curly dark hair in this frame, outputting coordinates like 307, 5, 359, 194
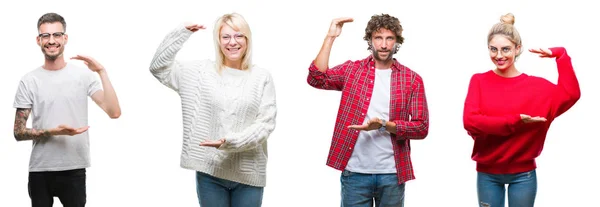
363, 14, 404, 46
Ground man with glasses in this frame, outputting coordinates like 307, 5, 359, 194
12, 12, 121, 207
306, 14, 429, 206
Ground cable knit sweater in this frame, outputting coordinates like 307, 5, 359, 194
149, 25, 277, 187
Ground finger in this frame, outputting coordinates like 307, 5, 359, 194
335, 17, 354, 23
76, 128, 89, 134
543, 48, 552, 56
199, 141, 219, 147
72, 54, 90, 60
347, 125, 365, 129
184, 22, 198, 27
71, 55, 92, 63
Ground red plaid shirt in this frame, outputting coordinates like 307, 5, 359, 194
307, 55, 429, 184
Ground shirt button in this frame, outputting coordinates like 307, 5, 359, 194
361, 113, 365, 116
366, 98, 370, 100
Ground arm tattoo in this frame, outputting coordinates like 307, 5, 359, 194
13, 108, 51, 141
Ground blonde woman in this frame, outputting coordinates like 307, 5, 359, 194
463, 13, 580, 207
149, 13, 277, 206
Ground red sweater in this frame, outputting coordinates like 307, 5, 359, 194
463, 47, 580, 174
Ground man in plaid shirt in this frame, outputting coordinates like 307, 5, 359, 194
307, 14, 429, 207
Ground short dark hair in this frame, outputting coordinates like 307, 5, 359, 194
37, 13, 66, 32
363, 14, 404, 45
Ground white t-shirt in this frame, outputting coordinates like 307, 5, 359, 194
13, 63, 102, 172
346, 68, 396, 174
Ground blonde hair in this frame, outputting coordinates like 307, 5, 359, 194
487, 13, 523, 57
213, 13, 253, 71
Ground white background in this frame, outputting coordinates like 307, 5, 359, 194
1, 0, 598, 206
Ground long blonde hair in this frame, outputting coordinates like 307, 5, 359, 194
213, 13, 253, 72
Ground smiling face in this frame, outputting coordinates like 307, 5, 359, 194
488, 35, 520, 71
37, 22, 67, 61
219, 24, 247, 68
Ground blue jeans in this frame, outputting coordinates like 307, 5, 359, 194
195, 171, 264, 207
340, 170, 405, 207
477, 169, 537, 207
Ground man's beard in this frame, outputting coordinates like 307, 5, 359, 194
41, 45, 63, 61
372, 49, 393, 62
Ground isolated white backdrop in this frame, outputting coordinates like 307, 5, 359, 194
0, 0, 597, 206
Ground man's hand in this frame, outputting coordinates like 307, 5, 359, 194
327, 17, 354, 37
71, 55, 105, 73
184, 23, 206, 32
348, 117, 383, 131
200, 138, 226, 148
50, 124, 90, 136
520, 114, 547, 123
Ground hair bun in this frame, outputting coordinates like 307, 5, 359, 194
500, 13, 515, 25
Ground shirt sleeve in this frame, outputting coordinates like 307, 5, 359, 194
548, 47, 581, 119
462, 74, 522, 138
13, 78, 33, 109
87, 71, 102, 97
306, 60, 352, 91
218, 72, 277, 152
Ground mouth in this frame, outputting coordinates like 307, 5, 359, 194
227, 48, 241, 52
495, 59, 507, 65
45, 44, 60, 52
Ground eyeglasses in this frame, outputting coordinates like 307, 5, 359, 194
38, 32, 65, 40
221, 33, 246, 43
489, 46, 513, 55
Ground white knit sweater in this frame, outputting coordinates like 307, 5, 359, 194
149, 26, 277, 187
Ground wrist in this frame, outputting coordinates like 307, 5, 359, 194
378, 119, 387, 132
96, 68, 107, 75
324, 36, 336, 42
47, 128, 57, 136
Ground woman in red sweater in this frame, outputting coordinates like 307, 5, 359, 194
463, 13, 581, 207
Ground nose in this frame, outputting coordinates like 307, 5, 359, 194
495, 51, 504, 59
227, 38, 239, 46
48, 36, 57, 44
381, 40, 389, 50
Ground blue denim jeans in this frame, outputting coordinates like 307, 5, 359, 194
340, 169, 405, 207
195, 171, 264, 207
477, 169, 537, 207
